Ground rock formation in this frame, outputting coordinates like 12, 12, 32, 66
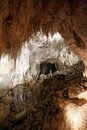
0, 59, 86, 130
0, 0, 87, 130
0, 0, 87, 57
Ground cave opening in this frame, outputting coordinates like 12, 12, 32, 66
0, 33, 86, 130
39, 61, 57, 75
0, 31, 81, 87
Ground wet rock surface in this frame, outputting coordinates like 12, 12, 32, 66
0, 60, 86, 130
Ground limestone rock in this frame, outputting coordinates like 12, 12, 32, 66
0, 103, 10, 123
68, 85, 85, 98
0, 0, 86, 58
10, 108, 26, 123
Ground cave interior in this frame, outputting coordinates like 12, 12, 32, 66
0, 0, 87, 130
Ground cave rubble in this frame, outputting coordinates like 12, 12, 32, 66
0, 59, 86, 129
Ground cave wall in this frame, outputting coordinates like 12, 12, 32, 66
0, 0, 87, 59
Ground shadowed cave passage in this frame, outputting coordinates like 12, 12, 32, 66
39, 62, 57, 75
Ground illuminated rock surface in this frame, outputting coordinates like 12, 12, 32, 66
0, 0, 87, 130
0, 58, 86, 129
0, 0, 87, 56
0, 32, 86, 130
0, 32, 80, 88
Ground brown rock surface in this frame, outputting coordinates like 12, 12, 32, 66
0, 103, 10, 123
0, 0, 86, 59
0, 1, 87, 129
0, 61, 86, 129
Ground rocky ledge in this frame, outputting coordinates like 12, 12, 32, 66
0, 60, 86, 130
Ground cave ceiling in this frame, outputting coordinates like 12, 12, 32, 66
0, 0, 87, 58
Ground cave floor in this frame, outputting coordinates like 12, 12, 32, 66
0, 76, 86, 130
